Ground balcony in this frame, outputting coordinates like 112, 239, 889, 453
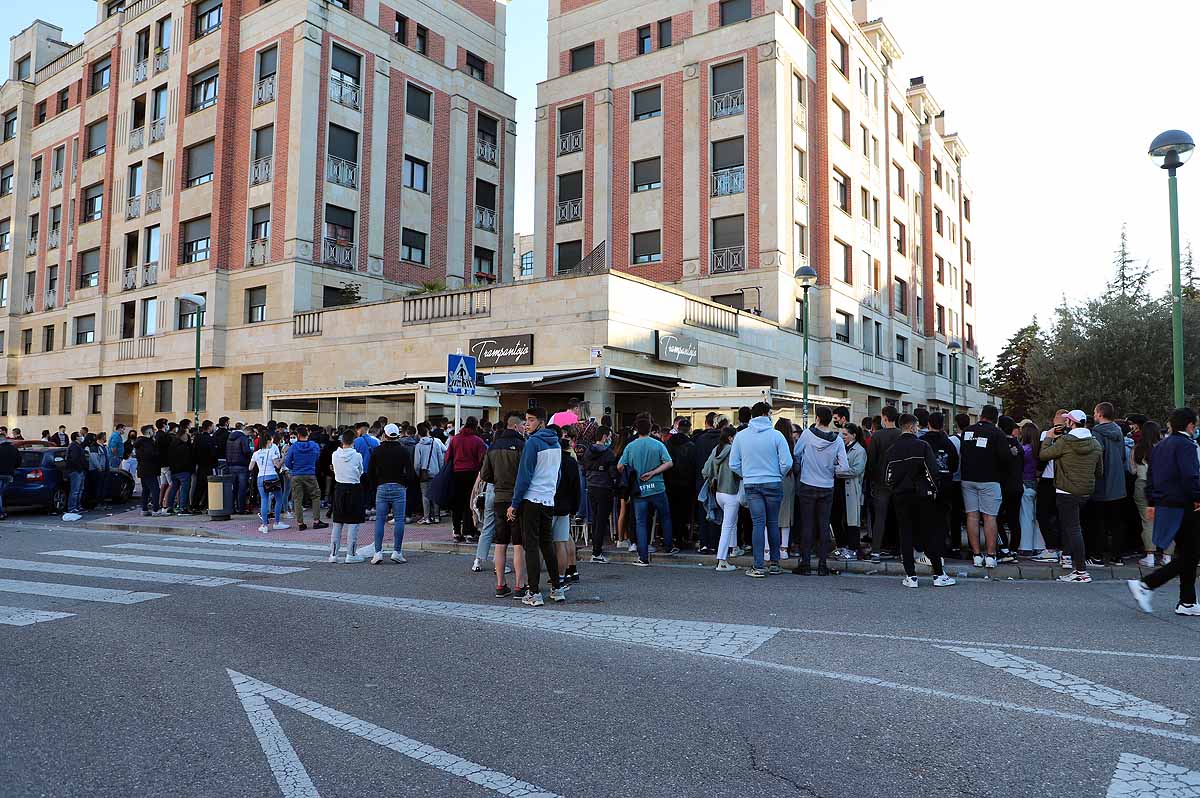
30, 178, 40, 199
128, 126, 144, 153
711, 89, 745, 119
322, 238, 355, 269
474, 205, 497, 233
402, 287, 491, 324
710, 166, 745, 197
254, 74, 276, 107
250, 156, 273, 186
47, 228, 60, 250
329, 76, 361, 110
51, 170, 64, 190
861, 286, 882, 311
293, 310, 322, 338
44, 288, 56, 310
117, 336, 156, 361
555, 198, 582, 224
326, 156, 358, 189
133, 59, 148, 85
862, 352, 886, 375
710, 246, 745, 274
126, 196, 141, 220
142, 261, 158, 286
247, 238, 270, 266
557, 129, 583, 156
149, 117, 166, 143
146, 187, 162, 213
25, 237, 38, 257
154, 50, 169, 74
476, 138, 498, 166
685, 297, 739, 336
122, 267, 138, 291
23, 294, 34, 314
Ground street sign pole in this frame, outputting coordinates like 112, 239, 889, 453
446, 349, 477, 432
454, 348, 462, 430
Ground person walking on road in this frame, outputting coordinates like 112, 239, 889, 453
366, 424, 415, 565
884, 414, 956, 588
729, 402, 792, 578
330, 430, 366, 564
1039, 409, 1104, 583
1128, 407, 1200, 616
508, 408, 565, 606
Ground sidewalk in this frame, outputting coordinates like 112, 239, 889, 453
46, 504, 1161, 583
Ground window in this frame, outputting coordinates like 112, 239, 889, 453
43, 324, 55, 353
966, 323, 975, 348
830, 30, 848, 75
465, 51, 487, 82
793, 2, 804, 30
144, 224, 161, 265
632, 157, 661, 192
893, 105, 904, 141
82, 184, 104, 222
631, 230, 661, 264
860, 188, 870, 219
78, 249, 101, 289
327, 124, 358, 164
327, 0, 348, 7
324, 204, 354, 243
933, 158, 943, 187
473, 247, 495, 279
187, 378, 208, 412
195, 0, 222, 38
891, 162, 905, 197
963, 196, 971, 221
872, 197, 881, 228
190, 64, 219, 111
637, 26, 652, 55
118, 301, 135, 340
895, 336, 908, 364
475, 179, 497, 212
720, 0, 751, 26
179, 293, 205, 329
394, 13, 408, 42
17, 390, 28, 415
151, 85, 168, 123
0, 220, 7, 253
477, 112, 498, 148
965, 280, 973, 306
835, 311, 852, 343
88, 385, 102, 415
713, 137, 744, 171
21, 329, 32, 355
793, 147, 806, 182
401, 228, 426, 264
559, 103, 584, 134
832, 98, 849, 144
35, 102, 46, 125
91, 56, 112, 94
15, 56, 30, 81
793, 72, 806, 108
556, 240, 583, 273
415, 25, 428, 55
140, 297, 158, 337
2, 110, 15, 141
38, 388, 51, 416
967, 365, 975, 386
632, 86, 661, 120
965, 238, 973, 264
257, 46, 277, 80
893, 219, 906, 255
155, 379, 173, 413
934, 206, 944, 236
794, 223, 807, 258
241, 373, 263, 411
936, 255, 945, 284
519, 251, 534, 277
935, 303, 946, 334
246, 286, 267, 323
894, 278, 908, 314
832, 168, 849, 213
406, 84, 432, 121
250, 205, 271, 242
186, 140, 214, 187
0, 275, 5, 308
403, 156, 429, 192
106, 0, 125, 17
569, 43, 595, 73
0, 163, 11, 196
74, 315, 96, 345
57, 88, 69, 114
182, 216, 211, 263
658, 18, 672, 47
833, 238, 851, 283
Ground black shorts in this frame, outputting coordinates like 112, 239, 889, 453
331, 483, 365, 524
493, 507, 521, 546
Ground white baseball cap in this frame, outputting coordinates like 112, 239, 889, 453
1065, 410, 1088, 424
384, 423, 400, 438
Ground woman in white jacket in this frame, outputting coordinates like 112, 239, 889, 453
330, 429, 366, 563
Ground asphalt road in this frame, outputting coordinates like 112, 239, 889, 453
1, 522, 1198, 798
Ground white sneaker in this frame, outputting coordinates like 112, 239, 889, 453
984, 556, 997, 569
627, 541, 637, 552
343, 554, 365, 564
1032, 549, 1059, 562
902, 576, 918, 588
272, 522, 289, 530
915, 553, 932, 567
258, 525, 269, 534
933, 574, 957, 587
371, 552, 384, 565
1057, 571, 1092, 583
715, 561, 738, 572
283, 512, 294, 519
328, 554, 338, 563
1127, 580, 1153, 613
61, 512, 82, 522
549, 587, 567, 603
731, 547, 746, 558
471, 558, 483, 572
503, 564, 512, 574
391, 551, 406, 564
1175, 603, 1200, 616
1164, 555, 1173, 565
972, 555, 984, 567
1138, 554, 1156, 568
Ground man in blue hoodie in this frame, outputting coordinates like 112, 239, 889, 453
508, 408, 565, 607
284, 425, 326, 531
730, 402, 793, 577
793, 405, 849, 575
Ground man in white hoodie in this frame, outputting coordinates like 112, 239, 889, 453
729, 402, 793, 577
793, 405, 849, 575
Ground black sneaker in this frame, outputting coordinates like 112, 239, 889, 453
495, 584, 513, 598
298, 523, 308, 531
512, 586, 531, 600
567, 570, 580, 584
666, 547, 680, 555
633, 559, 650, 567
313, 521, 329, 529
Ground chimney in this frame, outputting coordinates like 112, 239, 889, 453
934, 111, 946, 137
910, 76, 925, 88
851, 0, 871, 24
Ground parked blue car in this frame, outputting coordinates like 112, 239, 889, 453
6, 447, 135, 514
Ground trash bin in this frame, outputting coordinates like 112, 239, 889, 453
208, 474, 233, 521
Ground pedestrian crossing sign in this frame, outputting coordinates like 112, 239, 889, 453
447, 353, 477, 396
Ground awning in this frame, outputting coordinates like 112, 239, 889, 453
604, 367, 719, 391
480, 367, 600, 386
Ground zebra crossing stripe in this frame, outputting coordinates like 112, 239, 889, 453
0, 578, 166, 604
40, 550, 307, 576
0, 558, 240, 587
105, 543, 323, 563
0, 604, 75, 626
160, 536, 329, 552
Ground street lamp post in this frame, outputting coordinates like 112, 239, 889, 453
947, 338, 962, 420
180, 293, 207, 428
795, 264, 819, 427
1149, 129, 1194, 409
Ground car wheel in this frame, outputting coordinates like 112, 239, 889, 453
50, 487, 68, 515
116, 478, 134, 504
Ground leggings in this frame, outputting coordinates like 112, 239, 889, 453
716, 492, 741, 561
1036, 477, 1060, 549
330, 523, 359, 558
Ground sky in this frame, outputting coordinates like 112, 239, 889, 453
7, 0, 1196, 358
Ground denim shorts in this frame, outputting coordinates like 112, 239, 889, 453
961, 480, 1002, 516
551, 514, 571, 543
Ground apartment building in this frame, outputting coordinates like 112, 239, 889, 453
0, 0, 515, 430
534, 0, 983, 417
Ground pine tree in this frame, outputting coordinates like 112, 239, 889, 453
1108, 224, 1152, 300
1184, 241, 1197, 300
981, 320, 1042, 421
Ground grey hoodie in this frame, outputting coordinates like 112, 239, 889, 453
1091, 421, 1127, 501
793, 425, 850, 489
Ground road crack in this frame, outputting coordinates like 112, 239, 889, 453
748, 741, 824, 797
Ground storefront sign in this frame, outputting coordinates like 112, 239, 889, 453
656, 331, 700, 366
470, 334, 535, 367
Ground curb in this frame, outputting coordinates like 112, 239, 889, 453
65, 517, 1158, 583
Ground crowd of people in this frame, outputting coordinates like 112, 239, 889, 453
0, 395, 1196, 614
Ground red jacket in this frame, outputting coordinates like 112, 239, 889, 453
446, 427, 487, 472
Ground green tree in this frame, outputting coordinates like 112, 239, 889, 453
1184, 240, 1197, 300
980, 320, 1042, 420
1108, 223, 1152, 301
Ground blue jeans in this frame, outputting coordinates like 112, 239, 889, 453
633, 490, 673, 562
281, 473, 292, 515
0, 474, 11, 514
258, 475, 283, 525
475, 484, 496, 560
229, 465, 250, 513
374, 482, 407, 552
167, 472, 192, 512
67, 471, 86, 514
745, 481, 783, 569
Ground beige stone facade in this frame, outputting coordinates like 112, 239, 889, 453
0, 0, 515, 432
